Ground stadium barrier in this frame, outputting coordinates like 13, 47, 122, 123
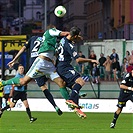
2, 99, 133, 113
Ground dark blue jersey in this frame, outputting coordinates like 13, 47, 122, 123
121, 72, 133, 93
117, 72, 133, 108
24, 36, 42, 65
56, 37, 79, 67
24, 36, 48, 86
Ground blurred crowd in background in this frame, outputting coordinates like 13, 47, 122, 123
75, 48, 133, 84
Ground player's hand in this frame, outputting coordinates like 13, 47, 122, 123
127, 87, 133, 91
7, 60, 15, 68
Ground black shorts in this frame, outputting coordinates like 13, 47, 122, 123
117, 89, 133, 108
12, 91, 27, 103
4, 94, 10, 100
35, 75, 48, 87
57, 65, 80, 88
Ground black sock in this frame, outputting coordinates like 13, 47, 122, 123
73, 94, 79, 104
26, 107, 32, 119
43, 89, 57, 108
1, 105, 10, 112
112, 112, 119, 123
69, 84, 82, 103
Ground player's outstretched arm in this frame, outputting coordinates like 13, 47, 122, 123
7, 46, 26, 68
76, 57, 99, 64
60, 31, 70, 37
120, 84, 133, 91
91, 59, 99, 64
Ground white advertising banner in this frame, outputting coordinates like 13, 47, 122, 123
2, 99, 133, 113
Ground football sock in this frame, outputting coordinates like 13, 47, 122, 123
112, 112, 119, 123
60, 87, 69, 100
43, 89, 56, 108
69, 84, 82, 102
73, 94, 79, 104
2, 77, 20, 86
26, 107, 32, 119
1, 105, 10, 112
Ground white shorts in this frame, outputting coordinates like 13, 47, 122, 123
26, 57, 60, 81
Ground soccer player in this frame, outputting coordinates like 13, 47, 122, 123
56, 26, 98, 118
0, 64, 37, 123
110, 69, 133, 128
0, 24, 70, 112
7, 35, 67, 115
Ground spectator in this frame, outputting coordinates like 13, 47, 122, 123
125, 50, 130, 60
121, 58, 128, 79
110, 48, 119, 61
98, 53, 106, 78
88, 50, 97, 71
127, 50, 133, 65
126, 50, 133, 73
78, 51, 85, 75
111, 58, 121, 81
91, 63, 100, 83
103, 55, 112, 81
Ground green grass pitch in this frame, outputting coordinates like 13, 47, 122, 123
0, 111, 132, 133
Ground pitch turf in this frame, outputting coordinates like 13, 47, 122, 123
0, 111, 132, 133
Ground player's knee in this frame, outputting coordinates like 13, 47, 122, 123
40, 84, 48, 91
19, 79, 26, 86
20, 76, 31, 86
75, 78, 85, 86
117, 107, 122, 114
23, 101, 29, 108
57, 78, 66, 88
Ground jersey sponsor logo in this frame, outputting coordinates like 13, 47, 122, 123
33, 72, 38, 77
32, 69, 44, 77
37, 37, 43, 41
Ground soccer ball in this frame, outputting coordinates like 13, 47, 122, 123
54, 6, 66, 18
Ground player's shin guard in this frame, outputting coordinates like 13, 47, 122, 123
72, 83, 82, 93
112, 112, 119, 123
26, 107, 32, 119
69, 84, 82, 103
43, 89, 57, 108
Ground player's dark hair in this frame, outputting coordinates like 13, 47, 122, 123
47, 24, 56, 30
18, 64, 24, 69
70, 26, 81, 37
